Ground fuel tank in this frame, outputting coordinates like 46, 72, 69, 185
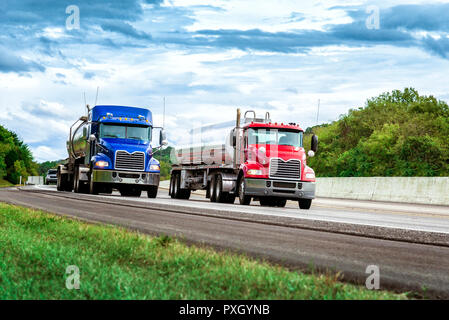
174, 121, 236, 165
67, 121, 89, 159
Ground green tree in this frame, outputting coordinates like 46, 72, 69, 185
305, 88, 449, 177
153, 146, 174, 181
0, 125, 37, 184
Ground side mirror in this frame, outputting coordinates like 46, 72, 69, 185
159, 129, 167, 146
311, 134, 318, 153
89, 134, 96, 143
231, 129, 236, 147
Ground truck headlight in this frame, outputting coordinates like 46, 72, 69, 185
247, 169, 263, 175
95, 161, 109, 168
150, 164, 160, 171
305, 173, 315, 179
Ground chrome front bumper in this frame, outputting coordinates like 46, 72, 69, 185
245, 178, 315, 199
93, 170, 160, 186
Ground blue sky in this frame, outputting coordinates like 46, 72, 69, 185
1, 0, 449, 162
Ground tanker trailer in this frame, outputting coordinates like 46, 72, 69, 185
169, 109, 318, 209
57, 104, 167, 197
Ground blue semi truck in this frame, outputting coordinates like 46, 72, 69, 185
57, 105, 167, 197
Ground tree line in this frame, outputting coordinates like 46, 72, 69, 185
304, 88, 449, 177
0, 126, 37, 184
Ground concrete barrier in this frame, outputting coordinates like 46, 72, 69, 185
316, 177, 449, 205
26, 176, 44, 185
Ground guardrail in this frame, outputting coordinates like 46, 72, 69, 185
316, 177, 449, 205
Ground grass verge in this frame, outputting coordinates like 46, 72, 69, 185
0, 202, 406, 300
0, 179, 13, 188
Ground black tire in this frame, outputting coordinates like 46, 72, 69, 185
276, 199, 287, 207
89, 172, 99, 195
56, 170, 63, 191
179, 188, 191, 200
147, 186, 158, 198
299, 199, 312, 210
216, 175, 226, 203
74, 167, 89, 194
169, 175, 174, 197
224, 193, 236, 204
170, 174, 176, 198
102, 185, 113, 194
216, 175, 235, 203
238, 177, 251, 205
119, 186, 141, 197
209, 175, 217, 202
172, 173, 190, 199
74, 168, 81, 193
64, 174, 73, 192
172, 173, 180, 199
259, 197, 277, 207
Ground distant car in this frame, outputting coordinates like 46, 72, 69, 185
45, 169, 58, 185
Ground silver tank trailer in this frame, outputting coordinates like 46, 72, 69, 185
66, 119, 89, 159
174, 121, 236, 166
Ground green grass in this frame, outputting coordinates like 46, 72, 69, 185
0, 179, 13, 188
0, 202, 406, 300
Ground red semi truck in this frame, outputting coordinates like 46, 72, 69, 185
169, 109, 318, 209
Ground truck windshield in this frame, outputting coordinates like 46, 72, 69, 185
100, 124, 151, 142
248, 128, 303, 147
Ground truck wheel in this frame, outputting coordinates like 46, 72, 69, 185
216, 175, 226, 203
169, 175, 174, 197
259, 197, 277, 207
209, 175, 217, 202
179, 189, 191, 200
238, 178, 251, 205
216, 175, 234, 203
74, 168, 81, 193
224, 194, 236, 204
102, 185, 113, 194
172, 173, 180, 199
172, 173, 190, 199
89, 172, 99, 195
73, 167, 89, 194
299, 199, 312, 210
170, 174, 176, 198
57, 169, 64, 191
147, 186, 158, 198
65, 174, 74, 192
120, 187, 141, 197
276, 199, 287, 207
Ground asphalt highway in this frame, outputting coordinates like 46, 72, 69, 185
1, 185, 448, 298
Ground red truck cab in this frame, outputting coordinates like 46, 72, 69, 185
237, 120, 316, 209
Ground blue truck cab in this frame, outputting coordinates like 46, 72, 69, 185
58, 105, 167, 197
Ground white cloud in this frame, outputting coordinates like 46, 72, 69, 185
31, 145, 66, 163
1, 0, 449, 162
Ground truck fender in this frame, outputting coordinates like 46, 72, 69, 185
220, 172, 238, 193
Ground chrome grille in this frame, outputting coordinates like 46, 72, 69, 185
115, 151, 145, 171
269, 158, 301, 180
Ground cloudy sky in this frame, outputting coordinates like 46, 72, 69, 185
1, 0, 449, 162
